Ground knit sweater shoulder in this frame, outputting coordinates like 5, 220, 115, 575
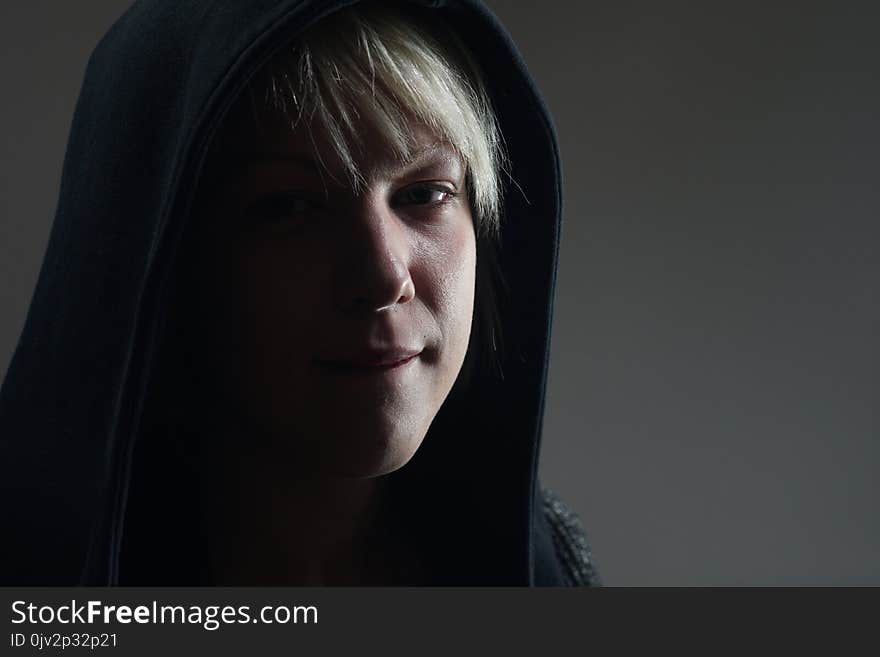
541, 487, 602, 587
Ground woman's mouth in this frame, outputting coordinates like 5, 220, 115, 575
316, 349, 422, 374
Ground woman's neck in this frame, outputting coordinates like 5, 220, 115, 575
196, 435, 389, 584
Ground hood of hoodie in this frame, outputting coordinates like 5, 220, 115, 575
0, 0, 564, 585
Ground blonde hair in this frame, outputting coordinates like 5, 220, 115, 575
248, 2, 507, 238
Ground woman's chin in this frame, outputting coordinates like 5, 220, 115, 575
320, 428, 426, 479
259, 416, 429, 479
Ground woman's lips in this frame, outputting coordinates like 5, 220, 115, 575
316, 349, 422, 373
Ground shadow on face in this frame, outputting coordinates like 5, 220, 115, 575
174, 100, 478, 479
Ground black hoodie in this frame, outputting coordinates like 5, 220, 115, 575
0, 0, 598, 586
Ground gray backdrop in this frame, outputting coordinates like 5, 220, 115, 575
1, 1, 877, 585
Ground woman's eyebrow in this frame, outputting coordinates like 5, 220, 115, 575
383, 141, 463, 177
236, 151, 323, 173
403, 141, 458, 165
217, 141, 461, 180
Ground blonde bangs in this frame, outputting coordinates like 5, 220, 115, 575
249, 4, 506, 237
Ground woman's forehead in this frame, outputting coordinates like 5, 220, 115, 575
212, 104, 462, 183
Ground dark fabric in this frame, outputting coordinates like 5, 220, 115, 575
0, 0, 584, 585
541, 487, 602, 586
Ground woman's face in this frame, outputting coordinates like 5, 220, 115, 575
189, 104, 476, 478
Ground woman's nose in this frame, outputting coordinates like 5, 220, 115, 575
337, 198, 415, 314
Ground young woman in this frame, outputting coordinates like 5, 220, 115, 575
0, 0, 599, 586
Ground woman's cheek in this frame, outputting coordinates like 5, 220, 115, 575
419, 219, 477, 371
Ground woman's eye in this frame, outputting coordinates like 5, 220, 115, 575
247, 192, 320, 222
394, 185, 456, 207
